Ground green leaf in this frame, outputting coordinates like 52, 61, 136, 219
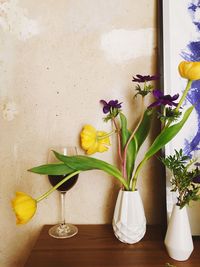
29, 163, 74, 175
144, 106, 194, 160
120, 113, 130, 148
134, 109, 153, 153
120, 113, 136, 181
53, 152, 129, 190
120, 110, 152, 180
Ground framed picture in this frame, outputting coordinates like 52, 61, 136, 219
161, 0, 200, 235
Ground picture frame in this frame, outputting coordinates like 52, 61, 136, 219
161, 0, 200, 235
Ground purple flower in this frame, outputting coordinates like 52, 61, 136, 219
100, 99, 122, 114
132, 74, 159, 83
148, 90, 179, 109
192, 175, 200, 184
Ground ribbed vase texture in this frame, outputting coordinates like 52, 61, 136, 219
112, 189, 146, 244
164, 205, 194, 261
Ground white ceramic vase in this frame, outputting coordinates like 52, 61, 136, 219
164, 204, 194, 261
112, 189, 146, 244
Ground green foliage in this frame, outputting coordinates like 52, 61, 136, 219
29, 73, 195, 194
29, 163, 74, 175
161, 149, 200, 208
135, 84, 153, 97
103, 107, 121, 122
120, 112, 136, 183
144, 106, 193, 161
29, 152, 129, 191
157, 107, 182, 124
53, 151, 129, 190
120, 110, 153, 183
134, 109, 153, 152
131, 106, 194, 190
161, 149, 189, 171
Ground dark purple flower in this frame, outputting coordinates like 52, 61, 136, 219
100, 99, 122, 114
192, 175, 200, 184
132, 74, 159, 83
148, 90, 179, 109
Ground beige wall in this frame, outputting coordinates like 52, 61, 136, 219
0, 1, 165, 266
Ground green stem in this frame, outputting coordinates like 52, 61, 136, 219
131, 158, 147, 191
122, 97, 145, 181
131, 80, 193, 191
36, 171, 80, 202
175, 80, 192, 112
115, 174, 129, 190
97, 130, 115, 140
165, 80, 192, 129
112, 117, 123, 163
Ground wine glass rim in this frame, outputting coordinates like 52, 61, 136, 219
48, 146, 78, 156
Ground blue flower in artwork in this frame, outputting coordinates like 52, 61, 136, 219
188, 2, 200, 12
180, 1, 200, 157
188, 2, 200, 30
183, 86, 200, 157
181, 41, 200, 61
189, 4, 197, 12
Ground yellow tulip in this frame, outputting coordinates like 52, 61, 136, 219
12, 192, 37, 224
178, 61, 200, 80
80, 124, 111, 155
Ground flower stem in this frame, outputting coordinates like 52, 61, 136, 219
131, 158, 146, 191
175, 80, 192, 112
165, 79, 192, 129
122, 97, 145, 181
112, 117, 123, 163
97, 130, 115, 140
36, 171, 80, 202
131, 80, 193, 191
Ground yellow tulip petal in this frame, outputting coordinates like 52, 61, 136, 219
97, 131, 111, 145
80, 125, 96, 150
97, 144, 109, 153
12, 192, 37, 225
178, 61, 200, 80
80, 125, 111, 154
86, 143, 99, 155
187, 63, 200, 80
81, 137, 96, 150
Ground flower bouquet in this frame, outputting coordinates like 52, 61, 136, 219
162, 149, 200, 209
161, 149, 200, 260
12, 61, 200, 242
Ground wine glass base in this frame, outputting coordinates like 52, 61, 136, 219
48, 223, 78, 239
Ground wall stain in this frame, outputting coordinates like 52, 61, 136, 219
100, 28, 155, 63
0, 0, 40, 41
1, 100, 18, 121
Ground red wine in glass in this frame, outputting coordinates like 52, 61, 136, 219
48, 174, 79, 192
47, 146, 79, 239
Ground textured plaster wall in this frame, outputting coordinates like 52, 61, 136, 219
0, 1, 164, 266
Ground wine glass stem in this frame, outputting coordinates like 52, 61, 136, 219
60, 192, 66, 225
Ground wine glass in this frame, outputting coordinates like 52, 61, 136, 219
47, 146, 79, 238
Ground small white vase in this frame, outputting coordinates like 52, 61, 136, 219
164, 204, 194, 261
112, 189, 146, 244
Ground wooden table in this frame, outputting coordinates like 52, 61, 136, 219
24, 225, 200, 267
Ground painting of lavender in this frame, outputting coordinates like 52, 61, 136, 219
162, 0, 200, 235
